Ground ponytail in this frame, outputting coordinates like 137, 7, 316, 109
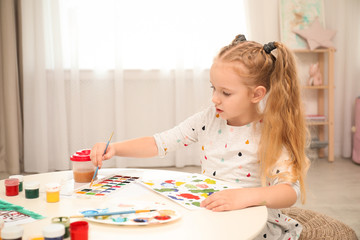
259, 42, 310, 204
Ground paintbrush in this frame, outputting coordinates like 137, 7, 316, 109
70, 209, 157, 218
90, 131, 114, 187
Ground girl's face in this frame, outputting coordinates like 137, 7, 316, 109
210, 61, 260, 126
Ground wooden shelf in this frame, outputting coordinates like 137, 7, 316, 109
295, 48, 335, 162
307, 121, 329, 126
302, 85, 329, 89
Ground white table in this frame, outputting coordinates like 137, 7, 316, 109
0, 168, 267, 240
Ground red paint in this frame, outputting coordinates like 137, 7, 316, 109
70, 221, 88, 240
184, 144, 188, 146
154, 215, 171, 220
5, 178, 19, 196
165, 180, 175, 184
204, 156, 207, 160
246, 173, 251, 177
177, 193, 200, 200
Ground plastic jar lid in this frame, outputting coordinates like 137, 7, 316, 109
70, 153, 91, 162
42, 224, 65, 238
9, 175, 24, 182
45, 183, 61, 192
24, 181, 40, 190
4, 178, 19, 186
1, 225, 24, 238
76, 149, 91, 155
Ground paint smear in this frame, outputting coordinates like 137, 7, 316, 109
175, 182, 185, 186
204, 179, 216, 184
196, 184, 209, 189
154, 188, 179, 192
191, 202, 201, 207
177, 193, 200, 200
155, 215, 171, 220
189, 189, 217, 194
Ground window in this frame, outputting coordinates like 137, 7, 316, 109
59, 0, 247, 69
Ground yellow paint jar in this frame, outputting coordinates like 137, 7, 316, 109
45, 183, 60, 203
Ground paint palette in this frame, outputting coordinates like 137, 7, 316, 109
141, 174, 232, 210
80, 201, 181, 226
74, 174, 139, 198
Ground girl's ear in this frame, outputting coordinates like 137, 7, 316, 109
251, 86, 266, 103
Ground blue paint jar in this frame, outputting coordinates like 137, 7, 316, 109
42, 223, 65, 240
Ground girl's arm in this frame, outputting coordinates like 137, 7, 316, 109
90, 136, 158, 168
200, 184, 297, 212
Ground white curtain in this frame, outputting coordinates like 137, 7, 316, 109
22, 0, 359, 173
21, 0, 248, 172
325, 0, 360, 158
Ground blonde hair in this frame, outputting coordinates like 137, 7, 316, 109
216, 36, 310, 203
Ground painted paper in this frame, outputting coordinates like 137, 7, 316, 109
141, 174, 232, 210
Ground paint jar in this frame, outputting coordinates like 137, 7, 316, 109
24, 181, 40, 199
51, 217, 70, 239
70, 149, 95, 183
42, 223, 65, 240
4, 179, 19, 197
45, 183, 60, 203
1, 225, 23, 240
9, 175, 23, 192
69, 221, 88, 240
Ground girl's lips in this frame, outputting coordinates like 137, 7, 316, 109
216, 108, 223, 113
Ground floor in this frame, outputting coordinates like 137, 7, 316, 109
1, 157, 359, 237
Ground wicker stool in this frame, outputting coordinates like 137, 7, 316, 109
281, 207, 358, 240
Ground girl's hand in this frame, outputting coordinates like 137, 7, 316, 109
90, 142, 115, 168
200, 188, 253, 212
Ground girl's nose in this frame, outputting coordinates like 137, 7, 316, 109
212, 92, 220, 105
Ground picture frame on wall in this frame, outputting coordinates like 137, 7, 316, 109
279, 0, 325, 49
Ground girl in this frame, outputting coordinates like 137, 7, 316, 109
90, 35, 310, 239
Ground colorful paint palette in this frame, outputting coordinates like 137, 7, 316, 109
74, 174, 139, 198
80, 201, 181, 226
141, 174, 232, 210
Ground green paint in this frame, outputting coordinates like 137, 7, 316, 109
189, 189, 218, 194
184, 184, 196, 189
218, 129, 222, 134
221, 158, 224, 162
154, 188, 177, 192
0, 199, 45, 219
191, 179, 203, 182
25, 189, 39, 199
86, 192, 96, 195
18, 181, 23, 192
191, 202, 200, 207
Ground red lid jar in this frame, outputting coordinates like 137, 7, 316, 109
70, 149, 95, 183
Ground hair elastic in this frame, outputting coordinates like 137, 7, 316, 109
263, 42, 276, 54
227, 34, 247, 49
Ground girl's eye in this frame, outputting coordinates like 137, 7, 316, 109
210, 86, 215, 91
223, 91, 231, 96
